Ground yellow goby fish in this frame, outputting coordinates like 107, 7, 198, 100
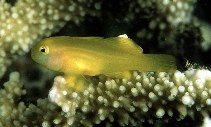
31, 36, 176, 91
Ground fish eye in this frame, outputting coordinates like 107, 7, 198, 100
39, 46, 49, 54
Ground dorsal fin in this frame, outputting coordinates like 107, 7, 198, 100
118, 37, 143, 53
104, 36, 143, 55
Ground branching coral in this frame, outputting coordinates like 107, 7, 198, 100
0, 72, 26, 126
49, 69, 211, 126
1, 70, 210, 126
0, 72, 66, 127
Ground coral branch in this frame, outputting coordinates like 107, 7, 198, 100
49, 69, 211, 126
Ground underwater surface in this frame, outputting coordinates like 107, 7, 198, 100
0, 0, 211, 126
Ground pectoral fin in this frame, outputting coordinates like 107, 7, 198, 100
64, 74, 89, 92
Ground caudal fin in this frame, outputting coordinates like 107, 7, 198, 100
137, 54, 177, 72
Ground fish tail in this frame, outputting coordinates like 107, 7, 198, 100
136, 54, 177, 72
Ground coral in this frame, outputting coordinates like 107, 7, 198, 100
1, 70, 210, 126
49, 69, 211, 126
0, 72, 26, 126
0, 72, 66, 127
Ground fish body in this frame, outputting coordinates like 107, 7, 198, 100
31, 36, 176, 91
